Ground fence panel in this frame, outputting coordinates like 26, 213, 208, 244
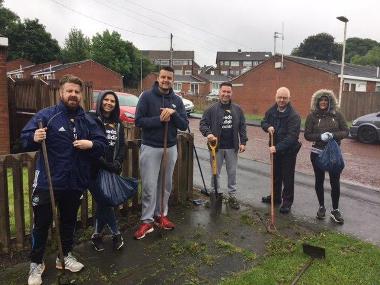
341, 91, 380, 121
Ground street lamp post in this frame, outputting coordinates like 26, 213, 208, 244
337, 16, 349, 108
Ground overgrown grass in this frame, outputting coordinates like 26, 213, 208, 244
221, 231, 380, 285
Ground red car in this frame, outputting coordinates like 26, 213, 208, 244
92, 91, 139, 124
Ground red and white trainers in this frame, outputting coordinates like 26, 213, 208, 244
154, 216, 175, 230
134, 223, 154, 240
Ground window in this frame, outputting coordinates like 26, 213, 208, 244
191, 83, 199, 95
173, 60, 182, 66
243, 61, 252, 67
221, 70, 228, 75
212, 82, 220, 90
376, 84, 380, 92
230, 61, 239, 67
173, 82, 182, 92
174, 69, 182, 75
184, 70, 192, 75
160, 60, 169, 65
253, 61, 259, 66
222, 61, 229, 66
343, 83, 350, 91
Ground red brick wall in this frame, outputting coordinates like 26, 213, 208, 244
231, 58, 340, 118
367, 81, 376, 92
56, 60, 123, 91
0, 45, 10, 154
142, 73, 157, 92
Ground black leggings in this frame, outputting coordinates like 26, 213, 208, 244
310, 152, 341, 209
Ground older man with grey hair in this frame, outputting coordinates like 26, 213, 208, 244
260, 87, 301, 214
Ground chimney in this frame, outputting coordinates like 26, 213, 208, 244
237, 49, 242, 53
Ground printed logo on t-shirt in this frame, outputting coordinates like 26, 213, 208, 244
104, 122, 117, 146
222, 110, 232, 129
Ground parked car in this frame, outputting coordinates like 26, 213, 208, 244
349, 111, 380, 144
206, 91, 219, 102
92, 90, 139, 124
175, 93, 194, 116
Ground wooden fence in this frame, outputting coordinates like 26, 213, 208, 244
340, 91, 380, 121
8, 78, 93, 153
0, 128, 193, 254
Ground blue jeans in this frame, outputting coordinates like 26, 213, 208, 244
94, 204, 120, 235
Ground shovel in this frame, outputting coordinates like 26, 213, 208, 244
268, 132, 277, 232
208, 139, 223, 215
291, 243, 326, 285
158, 122, 169, 234
38, 121, 72, 285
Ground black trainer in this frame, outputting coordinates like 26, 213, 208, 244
91, 234, 104, 252
279, 205, 291, 214
262, 195, 281, 205
316, 206, 326, 219
330, 209, 344, 224
112, 234, 124, 250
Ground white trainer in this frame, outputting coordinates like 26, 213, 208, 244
28, 262, 45, 285
56, 252, 84, 272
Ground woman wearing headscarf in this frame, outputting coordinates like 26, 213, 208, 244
304, 89, 349, 224
88, 90, 125, 250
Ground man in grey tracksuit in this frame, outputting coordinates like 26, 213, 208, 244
134, 66, 188, 240
199, 82, 248, 209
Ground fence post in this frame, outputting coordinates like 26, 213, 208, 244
8, 155, 26, 250
0, 155, 11, 253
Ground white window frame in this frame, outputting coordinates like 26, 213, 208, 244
230, 61, 239, 67
173, 82, 182, 92
243, 61, 252, 67
190, 83, 199, 95
184, 70, 192, 75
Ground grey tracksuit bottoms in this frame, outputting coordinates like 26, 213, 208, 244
210, 148, 238, 196
140, 144, 177, 223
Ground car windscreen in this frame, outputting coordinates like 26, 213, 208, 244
118, 95, 139, 107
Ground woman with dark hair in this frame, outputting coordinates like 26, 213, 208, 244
304, 89, 349, 224
89, 90, 126, 250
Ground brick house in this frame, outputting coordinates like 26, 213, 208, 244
216, 50, 272, 77
31, 59, 123, 91
231, 55, 380, 118
142, 50, 200, 75
197, 73, 230, 95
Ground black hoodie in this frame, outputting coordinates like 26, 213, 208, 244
135, 82, 188, 148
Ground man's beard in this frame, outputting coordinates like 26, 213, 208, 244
63, 96, 80, 110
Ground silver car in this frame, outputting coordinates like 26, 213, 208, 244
349, 112, 380, 144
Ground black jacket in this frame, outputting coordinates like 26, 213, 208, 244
135, 82, 188, 148
199, 101, 248, 151
261, 103, 301, 154
304, 89, 348, 150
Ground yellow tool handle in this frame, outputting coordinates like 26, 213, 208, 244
208, 139, 218, 175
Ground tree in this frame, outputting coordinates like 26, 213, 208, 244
351, 46, 380, 66
61, 28, 91, 63
7, 19, 60, 63
0, 0, 19, 36
345, 37, 379, 63
91, 30, 155, 87
291, 33, 341, 61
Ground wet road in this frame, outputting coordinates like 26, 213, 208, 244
189, 117, 380, 190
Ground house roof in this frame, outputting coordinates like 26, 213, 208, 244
286, 55, 380, 80
31, 59, 122, 77
174, 75, 205, 83
216, 51, 272, 62
197, 73, 230, 82
199, 65, 215, 73
142, 50, 194, 60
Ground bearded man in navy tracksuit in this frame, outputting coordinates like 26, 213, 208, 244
134, 66, 188, 240
21, 75, 107, 285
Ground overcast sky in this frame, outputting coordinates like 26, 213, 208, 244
4, 0, 380, 66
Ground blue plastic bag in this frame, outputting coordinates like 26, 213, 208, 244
316, 139, 345, 174
90, 169, 138, 206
